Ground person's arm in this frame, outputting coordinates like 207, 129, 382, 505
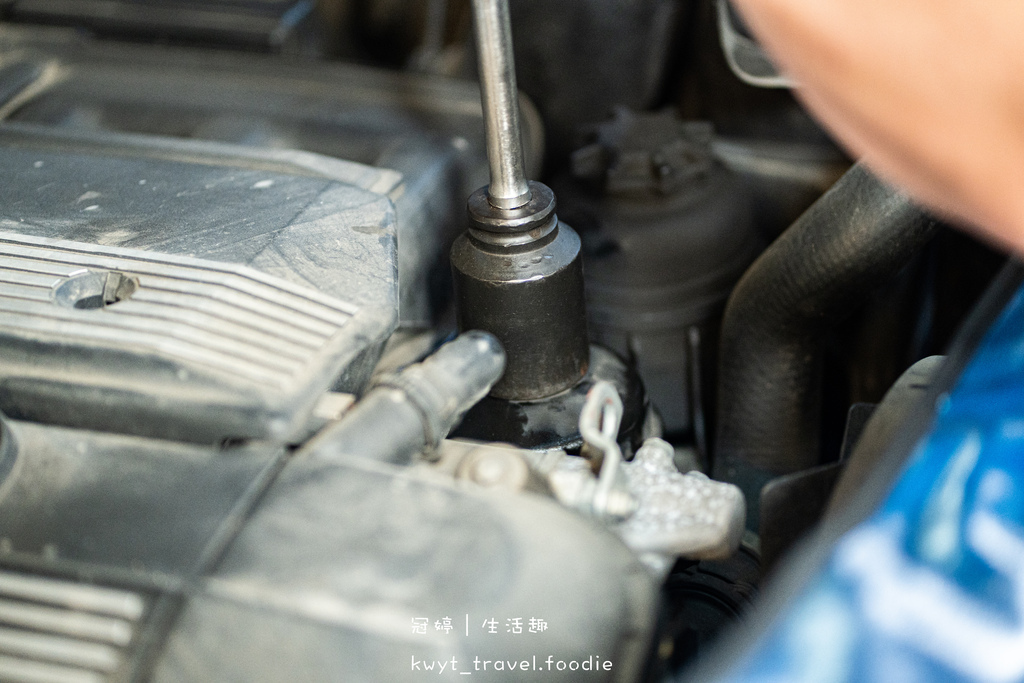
732, 0, 1024, 255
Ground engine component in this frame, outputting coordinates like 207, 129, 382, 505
0, 409, 658, 682
507, 0, 682, 158
428, 438, 551, 494
560, 107, 760, 437
454, 343, 647, 451
6, 0, 318, 52
527, 384, 744, 564
0, 123, 399, 445
154, 453, 657, 682
451, 0, 589, 402
713, 163, 938, 528
569, 381, 639, 523
0, 417, 283, 573
303, 331, 506, 465
0, 568, 152, 681
0, 23, 545, 328
619, 438, 744, 561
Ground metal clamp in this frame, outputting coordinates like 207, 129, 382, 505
577, 381, 637, 522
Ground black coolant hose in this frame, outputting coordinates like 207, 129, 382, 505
712, 163, 937, 529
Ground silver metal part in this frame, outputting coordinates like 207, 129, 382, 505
471, 0, 532, 209
580, 382, 638, 521
619, 438, 745, 560
0, 230, 387, 445
0, 25, 548, 328
534, 386, 743, 562
542, 381, 638, 522
0, 570, 146, 680
541, 437, 744, 563
0, 573, 144, 621
0, 127, 400, 445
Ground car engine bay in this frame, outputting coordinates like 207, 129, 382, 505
0, 1, 1007, 681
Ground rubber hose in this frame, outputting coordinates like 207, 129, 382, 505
302, 331, 506, 465
712, 163, 937, 528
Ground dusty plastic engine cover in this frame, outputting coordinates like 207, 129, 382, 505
0, 124, 399, 444
155, 457, 657, 683
0, 418, 656, 682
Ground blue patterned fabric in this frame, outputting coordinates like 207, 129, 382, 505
720, 283, 1024, 683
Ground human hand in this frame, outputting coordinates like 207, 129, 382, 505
731, 0, 1024, 255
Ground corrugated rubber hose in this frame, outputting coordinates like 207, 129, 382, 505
712, 163, 938, 529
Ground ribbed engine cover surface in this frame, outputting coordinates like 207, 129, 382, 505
0, 231, 364, 444
0, 126, 399, 444
0, 570, 148, 682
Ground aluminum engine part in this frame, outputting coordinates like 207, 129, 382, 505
535, 387, 744, 562
0, 417, 283, 576
444, 439, 552, 494
618, 438, 745, 560
0, 23, 544, 327
0, 567, 153, 681
541, 442, 744, 563
0, 124, 399, 444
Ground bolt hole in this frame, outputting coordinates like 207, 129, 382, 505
53, 270, 139, 310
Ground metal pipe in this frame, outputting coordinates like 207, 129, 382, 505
471, 0, 532, 209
